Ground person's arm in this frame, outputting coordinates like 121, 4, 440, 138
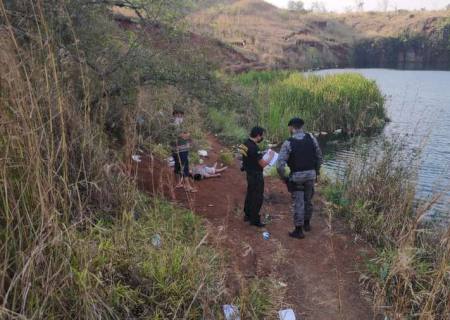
258, 150, 274, 168
276, 140, 291, 181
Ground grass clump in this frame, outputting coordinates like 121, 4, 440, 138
235, 71, 386, 142
323, 138, 450, 319
219, 148, 235, 166
80, 197, 225, 319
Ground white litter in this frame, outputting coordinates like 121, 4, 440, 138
198, 149, 208, 157
278, 308, 296, 320
151, 234, 162, 248
167, 156, 175, 167
223, 305, 240, 320
320, 131, 328, 136
131, 155, 142, 163
334, 128, 343, 134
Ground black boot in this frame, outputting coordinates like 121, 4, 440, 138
304, 220, 311, 232
250, 221, 266, 228
289, 226, 305, 239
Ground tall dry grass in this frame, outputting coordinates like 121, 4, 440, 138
0, 2, 285, 319
0, 2, 136, 317
323, 137, 450, 319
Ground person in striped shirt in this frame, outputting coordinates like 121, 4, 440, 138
171, 110, 197, 193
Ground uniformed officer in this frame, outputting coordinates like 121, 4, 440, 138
276, 118, 323, 239
239, 127, 274, 227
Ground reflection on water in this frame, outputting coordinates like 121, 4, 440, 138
315, 69, 450, 221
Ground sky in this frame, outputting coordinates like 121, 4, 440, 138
264, 0, 450, 12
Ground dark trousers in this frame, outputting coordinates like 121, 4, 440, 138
244, 171, 264, 224
173, 151, 189, 177
291, 180, 315, 227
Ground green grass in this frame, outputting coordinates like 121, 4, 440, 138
78, 197, 225, 319
234, 71, 386, 142
235, 70, 290, 86
208, 108, 248, 145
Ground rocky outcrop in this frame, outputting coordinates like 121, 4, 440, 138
352, 22, 450, 69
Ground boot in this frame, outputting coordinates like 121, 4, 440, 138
250, 221, 266, 228
304, 220, 311, 232
289, 226, 305, 239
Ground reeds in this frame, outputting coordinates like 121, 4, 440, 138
235, 71, 386, 142
323, 137, 450, 319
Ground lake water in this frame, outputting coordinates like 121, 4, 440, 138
316, 69, 450, 222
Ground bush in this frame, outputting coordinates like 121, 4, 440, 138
208, 108, 248, 145
219, 148, 235, 166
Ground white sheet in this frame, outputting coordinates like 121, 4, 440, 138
263, 149, 279, 167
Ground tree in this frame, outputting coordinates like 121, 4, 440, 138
446, 4, 450, 10
354, 0, 365, 12
287, 0, 305, 11
379, 0, 390, 11
310, 1, 326, 12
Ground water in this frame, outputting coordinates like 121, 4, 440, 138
315, 69, 450, 221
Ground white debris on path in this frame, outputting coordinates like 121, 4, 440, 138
279, 308, 296, 320
223, 305, 240, 320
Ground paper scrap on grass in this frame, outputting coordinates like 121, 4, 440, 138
131, 155, 142, 163
279, 308, 296, 320
263, 149, 279, 167
223, 304, 240, 320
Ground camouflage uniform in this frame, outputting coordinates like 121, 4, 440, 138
276, 130, 323, 227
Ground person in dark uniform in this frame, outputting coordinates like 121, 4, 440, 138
239, 127, 274, 227
276, 118, 323, 239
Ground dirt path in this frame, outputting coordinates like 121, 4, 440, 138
136, 136, 373, 320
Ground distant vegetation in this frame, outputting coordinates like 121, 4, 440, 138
234, 71, 386, 142
189, 0, 450, 71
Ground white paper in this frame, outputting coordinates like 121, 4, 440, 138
279, 308, 296, 320
198, 149, 208, 157
263, 149, 279, 167
223, 305, 241, 320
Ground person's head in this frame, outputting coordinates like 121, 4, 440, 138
288, 117, 305, 134
193, 174, 203, 181
250, 126, 265, 143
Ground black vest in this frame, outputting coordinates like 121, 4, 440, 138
287, 134, 316, 172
